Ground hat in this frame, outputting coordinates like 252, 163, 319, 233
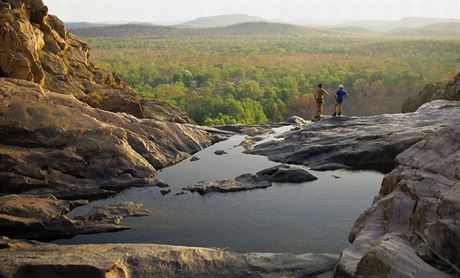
338, 84, 344, 89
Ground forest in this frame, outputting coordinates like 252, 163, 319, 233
83, 32, 460, 125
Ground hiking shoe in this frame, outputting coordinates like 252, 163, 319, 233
338, 112, 341, 116
332, 112, 337, 117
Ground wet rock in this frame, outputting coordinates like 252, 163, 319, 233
402, 73, 460, 113
249, 100, 460, 172
310, 163, 350, 171
160, 189, 171, 195
335, 125, 460, 277
186, 174, 272, 194
0, 241, 338, 277
174, 191, 187, 196
190, 156, 200, 161
256, 165, 317, 183
214, 150, 228, 155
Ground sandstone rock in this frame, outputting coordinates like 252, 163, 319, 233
335, 125, 460, 277
186, 174, 272, 194
186, 165, 317, 194
0, 194, 150, 239
0, 0, 147, 116
402, 73, 460, 113
256, 165, 317, 183
239, 135, 264, 150
287, 115, 307, 125
0, 78, 226, 199
249, 100, 460, 172
0, 241, 338, 277
141, 98, 194, 124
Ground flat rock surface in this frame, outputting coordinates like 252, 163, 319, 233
0, 194, 150, 239
0, 239, 338, 278
249, 100, 459, 172
335, 125, 460, 277
186, 165, 317, 194
186, 173, 272, 194
256, 165, 317, 183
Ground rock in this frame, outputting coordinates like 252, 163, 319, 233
186, 174, 272, 194
216, 124, 282, 136
141, 98, 194, 124
74, 202, 150, 225
190, 156, 200, 161
310, 163, 350, 171
256, 165, 317, 183
160, 189, 171, 195
174, 191, 187, 196
186, 165, 317, 194
286, 115, 307, 125
0, 194, 151, 239
153, 179, 170, 188
402, 73, 460, 113
239, 136, 264, 150
0, 241, 338, 277
0, 0, 151, 117
0, 78, 226, 199
249, 100, 460, 172
214, 150, 228, 155
335, 125, 460, 277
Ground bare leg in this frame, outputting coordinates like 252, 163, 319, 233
338, 104, 343, 115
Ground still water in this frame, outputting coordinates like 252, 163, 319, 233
57, 125, 382, 254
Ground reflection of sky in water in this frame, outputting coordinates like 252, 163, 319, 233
57, 126, 382, 254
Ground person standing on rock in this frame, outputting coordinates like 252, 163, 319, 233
314, 84, 329, 119
332, 84, 349, 117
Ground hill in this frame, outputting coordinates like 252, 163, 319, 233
65, 22, 108, 29
73, 22, 320, 37
343, 17, 460, 32
180, 14, 264, 28
388, 22, 460, 38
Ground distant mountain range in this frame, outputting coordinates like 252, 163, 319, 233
179, 14, 264, 28
67, 14, 460, 38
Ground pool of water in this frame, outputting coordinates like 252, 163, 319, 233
56, 125, 382, 254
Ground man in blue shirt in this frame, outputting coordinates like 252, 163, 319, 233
332, 84, 349, 117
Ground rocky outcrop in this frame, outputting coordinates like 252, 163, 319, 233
0, 238, 338, 277
0, 0, 148, 117
186, 165, 317, 194
334, 125, 460, 277
402, 73, 460, 113
0, 194, 150, 239
249, 100, 459, 172
0, 78, 227, 199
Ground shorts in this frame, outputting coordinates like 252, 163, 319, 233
316, 98, 323, 105
336, 98, 344, 104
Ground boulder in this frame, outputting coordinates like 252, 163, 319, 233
335, 125, 460, 277
249, 100, 460, 172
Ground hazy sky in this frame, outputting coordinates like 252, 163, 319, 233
46, 0, 460, 23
